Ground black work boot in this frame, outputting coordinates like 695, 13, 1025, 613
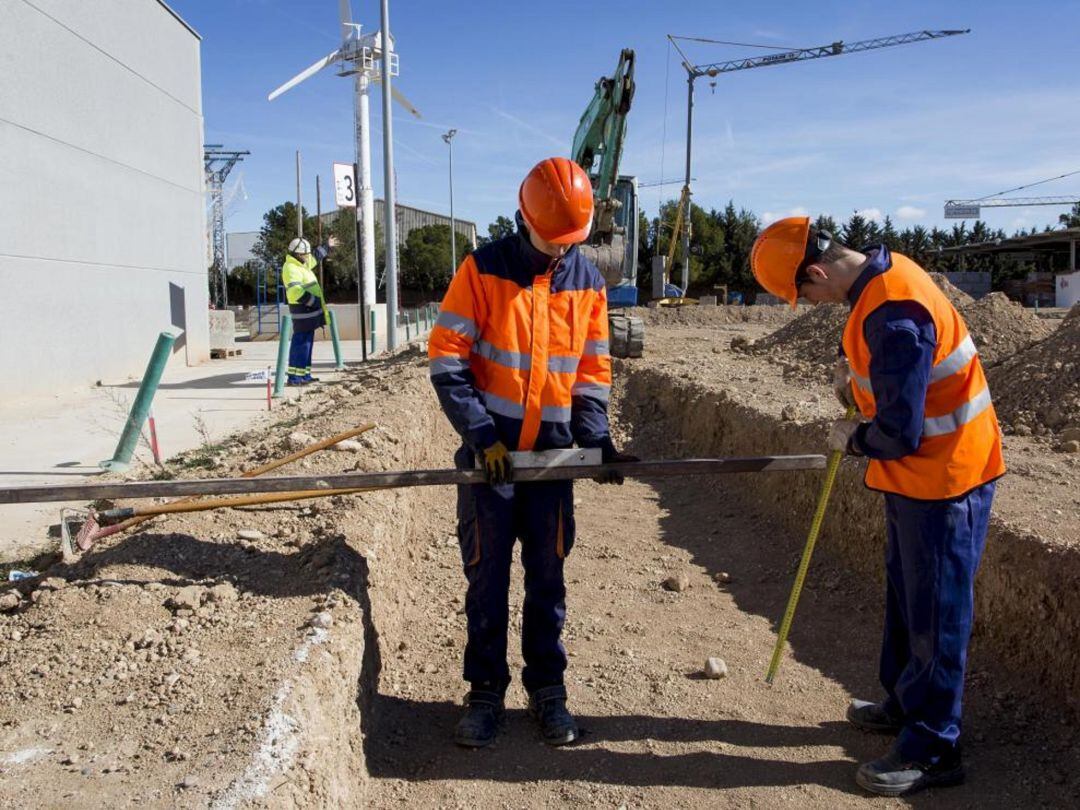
847, 699, 903, 734
856, 746, 964, 797
454, 690, 504, 748
528, 684, 579, 746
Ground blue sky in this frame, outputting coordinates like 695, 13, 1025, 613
175, 0, 1080, 239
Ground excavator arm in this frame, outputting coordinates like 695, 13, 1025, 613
572, 48, 634, 238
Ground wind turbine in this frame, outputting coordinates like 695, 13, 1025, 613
268, 0, 420, 347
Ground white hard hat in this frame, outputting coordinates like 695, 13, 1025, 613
288, 237, 311, 255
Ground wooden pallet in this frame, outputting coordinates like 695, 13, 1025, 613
210, 347, 243, 359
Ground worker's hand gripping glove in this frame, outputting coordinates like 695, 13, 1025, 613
827, 419, 864, 456
832, 357, 857, 410
481, 441, 513, 486
595, 439, 639, 486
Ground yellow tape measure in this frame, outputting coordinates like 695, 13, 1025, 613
765, 405, 856, 684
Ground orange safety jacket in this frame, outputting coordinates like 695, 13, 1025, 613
428, 224, 613, 454
843, 253, 1006, 500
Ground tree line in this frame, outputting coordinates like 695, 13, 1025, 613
226, 201, 470, 305
223, 200, 1080, 305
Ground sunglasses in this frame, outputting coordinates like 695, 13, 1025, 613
794, 230, 833, 289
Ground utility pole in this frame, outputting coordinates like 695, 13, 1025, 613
380, 0, 399, 350
443, 128, 458, 275
667, 29, 969, 293
295, 150, 303, 238
203, 145, 249, 309
315, 173, 324, 289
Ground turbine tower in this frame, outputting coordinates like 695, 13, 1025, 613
268, 0, 420, 347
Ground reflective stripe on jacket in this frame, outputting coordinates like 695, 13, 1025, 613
281, 254, 326, 332
843, 252, 1005, 500
427, 227, 612, 453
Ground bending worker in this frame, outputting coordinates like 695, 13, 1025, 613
281, 237, 327, 386
428, 157, 635, 748
752, 218, 1005, 797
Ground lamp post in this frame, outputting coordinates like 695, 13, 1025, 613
442, 128, 458, 275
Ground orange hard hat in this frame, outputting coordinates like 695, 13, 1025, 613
750, 216, 811, 308
518, 157, 594, 245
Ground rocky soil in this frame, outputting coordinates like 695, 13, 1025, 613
988, 303, 1080, 438
0, 310, 1077, 808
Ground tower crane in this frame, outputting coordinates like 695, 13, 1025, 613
666, 28, 970, 293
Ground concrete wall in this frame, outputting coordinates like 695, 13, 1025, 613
1056, 271, 1080, 308
0, 0, 206, 398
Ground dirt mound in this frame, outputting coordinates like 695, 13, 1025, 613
744, 275, 1040, 381
959, 293, 1055, 368
989, 306, 1080, 435
629, 304, 796, 329
928, 273, 975, 307
741, 303, 848, 381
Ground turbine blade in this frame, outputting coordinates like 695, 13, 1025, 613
392, 85, 422, 118
267, 49, 341, 101
338, 0, 352, 28
371, 74, 422, 118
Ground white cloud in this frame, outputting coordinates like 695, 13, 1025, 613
896, 205, 927, 221
761, 206, 809, 225
855, 207, 884, 223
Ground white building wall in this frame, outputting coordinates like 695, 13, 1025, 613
0, 0, 206, 398
1057, 271, 1080, 309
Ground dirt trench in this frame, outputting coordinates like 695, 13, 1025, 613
2, 339, 1079, 808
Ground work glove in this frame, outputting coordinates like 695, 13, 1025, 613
832, 358, 857, 410
595, 440, 639, 485
481, 441, 513, 486
828, 419, 864, 456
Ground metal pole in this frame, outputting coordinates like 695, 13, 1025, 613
681, 71, 695, 294
296, 150, 303, 238
379, 0, 399, 351
11, 455, 828, 505
356, 72, 377, 317
443, 129, 458, 275
354, 161, 368, 361
316, 174, 324, 290
99, 331, 178, 472
273, 315, 293, 398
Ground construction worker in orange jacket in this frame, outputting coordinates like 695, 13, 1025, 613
752, 217, 1005, 797
428, 157, 636, 748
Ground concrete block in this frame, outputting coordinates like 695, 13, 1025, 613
209, 310, 236, 350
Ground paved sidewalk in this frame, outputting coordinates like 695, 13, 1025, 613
0, 338, 385, 562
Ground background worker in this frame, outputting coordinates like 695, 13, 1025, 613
281, 237, 327, 386
751, 218, 1005, 797
428, 157, 636, 749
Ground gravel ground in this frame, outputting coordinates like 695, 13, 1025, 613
1, 317, 1077, 808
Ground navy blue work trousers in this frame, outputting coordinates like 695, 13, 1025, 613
454, 445, 575, 695
880, 480, 995, 762
288, 329, 314, 377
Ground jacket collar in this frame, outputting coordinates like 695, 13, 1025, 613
515, 210, 575, 279
847, 245, 892, 307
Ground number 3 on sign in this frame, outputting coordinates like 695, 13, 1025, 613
333, 162, 357, 208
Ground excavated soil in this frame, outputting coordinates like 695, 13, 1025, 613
1, 321, 1079, 808
988, 304, 1080, 436
956, 293, 1054, 368
741, 276, 1055, 386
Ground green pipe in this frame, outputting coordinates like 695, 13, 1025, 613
273, 315, 293, 398
369, 309, 377, 355
99, 331, 177, 472
328, 309, 345, 370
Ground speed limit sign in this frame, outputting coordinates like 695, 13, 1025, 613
333, 162, 357, 208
